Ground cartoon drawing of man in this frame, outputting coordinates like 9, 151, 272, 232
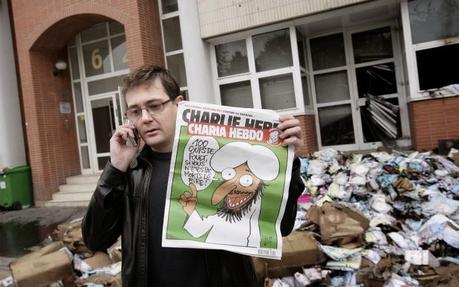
179, 141, 279, 248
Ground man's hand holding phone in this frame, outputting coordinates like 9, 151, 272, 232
110, 120, 139, 172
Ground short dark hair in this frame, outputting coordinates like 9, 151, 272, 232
122, 65, 180, 100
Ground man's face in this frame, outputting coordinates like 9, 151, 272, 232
212, 163, 262, 209
125, 79, 182, 152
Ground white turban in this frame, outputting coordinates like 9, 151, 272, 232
210, 142, 279, 181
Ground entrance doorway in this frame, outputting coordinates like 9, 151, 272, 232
88, 93, 123, 171
68, 22, 129, 174
305, 24, 409, 151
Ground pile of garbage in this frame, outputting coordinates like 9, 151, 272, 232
265, 148, 459, 287
0, 218, 122, 287
2, 147, 459, 287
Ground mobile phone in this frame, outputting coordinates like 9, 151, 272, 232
127, 127, 139, 147
125, 118, 139, 147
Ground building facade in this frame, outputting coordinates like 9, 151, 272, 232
6, 0, 459, 205
0, 0, 26, 169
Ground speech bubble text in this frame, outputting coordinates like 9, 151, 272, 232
181, 136, 219, 190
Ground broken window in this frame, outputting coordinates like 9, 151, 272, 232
356, 63, 397, 98
416, 43, 459, 90
361, 97, 401, 143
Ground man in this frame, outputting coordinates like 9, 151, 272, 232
82, 65, 304, 287
181, 142, 280, 247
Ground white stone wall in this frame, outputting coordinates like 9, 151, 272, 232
178, 0, 214, 103
198, 0, 369, 38
0, 0, 26, 167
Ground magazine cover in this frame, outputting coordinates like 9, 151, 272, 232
161, 101, 294, 259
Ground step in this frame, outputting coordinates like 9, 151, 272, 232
59, 183, 97, 193
53, 191, 93, 202
66, 174, 100, 185
45, 200, 90, 207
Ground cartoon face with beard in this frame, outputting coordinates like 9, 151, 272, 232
181, 141, 279, 247
214, 163, 264, 223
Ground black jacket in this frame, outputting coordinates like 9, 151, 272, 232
82, 147, 303, 287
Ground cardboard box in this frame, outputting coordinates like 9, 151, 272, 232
253, 231, 325, 279
12, 241, 64, 266
453, 153, 459, 167
107, 237, 122, 263
52, 221, 81, 242
83, 252, 112, 269
308, 202, 369, 246
10, 249, 73, 287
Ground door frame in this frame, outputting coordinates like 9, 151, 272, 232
86, 92, 122, 173
306, 20, 410, 151
68, 26, 129, 174
346, 22, 409, 150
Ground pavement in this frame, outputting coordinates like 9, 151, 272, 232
0, 206, 87, 274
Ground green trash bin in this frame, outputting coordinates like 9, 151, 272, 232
0, 165, 33, 209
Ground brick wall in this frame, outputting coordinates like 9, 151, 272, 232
10, 0, 164, 205
408, 96, 459, 151
296, 114, 318, 156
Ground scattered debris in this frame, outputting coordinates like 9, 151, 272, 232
4, 147, 459, 287
261, 148, 459, 286
4, 218, 121, 287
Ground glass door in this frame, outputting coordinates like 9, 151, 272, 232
349, 26, 405, 150
68, 21, 129, 174
308, 24, 407, 151
88, 93, 122, 172
309, 32, 359, 150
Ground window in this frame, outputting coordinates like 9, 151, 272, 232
83, 40, 111, 77
220, 81, 253, 108
308, 26, 403, 147
253, 29, 293, 72
81, 23, 107, 43
111, 35, 128, 71
213, 28, 310, 112
166, 53, 187, 87
408, 0, 459, 44
161, 0, 178, 14
79, 22, 129, 77
416, 43, 459, 90
259, 74, 296, 110
216, 40, 249, 77
159, 0, 187, 94
310, 33, 346, 70
352, 27, 393, 64
404, 0, 459, 95
162, 17, 182, 52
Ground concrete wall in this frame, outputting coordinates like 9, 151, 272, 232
197, 0, 369, 38
178, 0, 214, 103
0, 0, 26, 167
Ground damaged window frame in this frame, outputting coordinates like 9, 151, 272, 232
401, 0, 459, 99
306, 21, 409, 151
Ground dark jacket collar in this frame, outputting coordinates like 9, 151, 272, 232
132, 145, 171, 169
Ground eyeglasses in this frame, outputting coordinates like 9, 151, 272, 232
125, 99, 172, 122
